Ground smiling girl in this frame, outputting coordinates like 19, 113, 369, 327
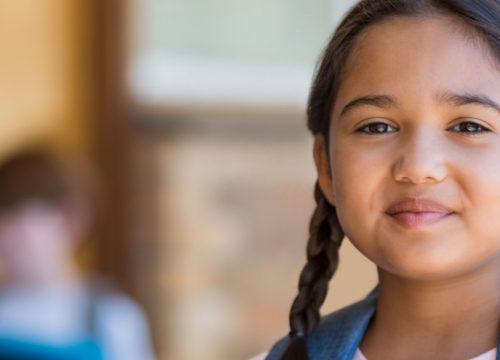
264, 1, 500, 359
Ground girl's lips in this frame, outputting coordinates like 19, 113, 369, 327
389, 211, 452, 229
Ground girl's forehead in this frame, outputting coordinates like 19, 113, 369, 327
333, 15, 500, 117
345, 15, 495, 74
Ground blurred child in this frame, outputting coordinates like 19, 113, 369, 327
0, 148, 155, 360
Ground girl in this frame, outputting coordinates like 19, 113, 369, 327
265, 0, 500, 359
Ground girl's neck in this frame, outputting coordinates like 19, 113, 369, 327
360, 258, 500, 359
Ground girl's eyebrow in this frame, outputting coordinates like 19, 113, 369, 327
437, 91, 500, 114
339, 95, 396, 118
339, 92, 500, 118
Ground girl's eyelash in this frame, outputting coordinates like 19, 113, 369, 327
355, 122, 397, 135
355, 120, 491, 136
448, 121, 491, 135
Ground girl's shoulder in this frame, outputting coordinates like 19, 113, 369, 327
265, 286, 378, 360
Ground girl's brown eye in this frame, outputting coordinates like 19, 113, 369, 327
449, 121, 491, 136
356, 122, 397, 135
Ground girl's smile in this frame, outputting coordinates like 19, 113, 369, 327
316, 15, 500, 280
388, 211, 452, 229
385, 196, 455, 229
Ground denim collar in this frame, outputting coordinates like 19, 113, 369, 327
266, 286, 500, 360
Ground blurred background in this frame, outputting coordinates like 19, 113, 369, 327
0, 0, 377, 359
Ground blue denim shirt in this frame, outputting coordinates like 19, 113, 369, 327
265, 286, 500, 360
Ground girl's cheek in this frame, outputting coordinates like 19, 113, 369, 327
333, 141, 390, 182
450, 140, 500, 181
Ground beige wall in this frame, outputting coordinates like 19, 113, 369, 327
0, 1, 94, 158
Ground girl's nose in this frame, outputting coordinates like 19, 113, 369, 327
391, 130, 448, 185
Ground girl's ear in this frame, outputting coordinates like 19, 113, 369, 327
313, 134, 335, 206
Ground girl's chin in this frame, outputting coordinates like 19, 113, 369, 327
377, 258, 483, 282
380, 267, 456, 282
375, 252, 470, 281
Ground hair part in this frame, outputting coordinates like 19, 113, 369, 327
279, 1, 500, 359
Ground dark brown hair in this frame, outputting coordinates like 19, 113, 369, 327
0, 147, 94, 213
280, 1, 500, 359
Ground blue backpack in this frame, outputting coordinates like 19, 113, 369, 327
0, 280, 111, 360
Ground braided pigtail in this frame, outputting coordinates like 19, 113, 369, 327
278, 182, 344, 360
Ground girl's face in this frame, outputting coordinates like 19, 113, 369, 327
317, 15, 500, 280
